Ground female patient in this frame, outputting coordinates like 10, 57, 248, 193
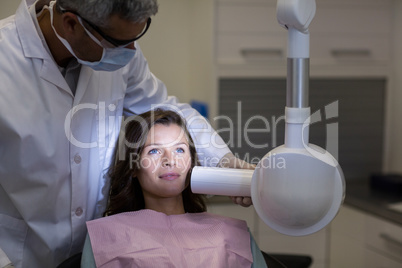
81, 109, 267, 268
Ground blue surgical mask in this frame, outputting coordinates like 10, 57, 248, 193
47, 1, 136, 71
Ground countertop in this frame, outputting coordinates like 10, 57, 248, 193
344, 178, 402, 226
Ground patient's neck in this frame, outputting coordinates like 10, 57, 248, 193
144, 195, 185, 215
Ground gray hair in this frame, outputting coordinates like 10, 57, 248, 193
55, 0, 158, 27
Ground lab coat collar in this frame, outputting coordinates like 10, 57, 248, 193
15, 0, 50, 60
14, 0, 92, 98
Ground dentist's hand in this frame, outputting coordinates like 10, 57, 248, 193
230, 196, 252, 207
217, 153, 255, 207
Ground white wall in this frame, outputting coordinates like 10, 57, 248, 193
0, 0, 20, 19
139, 0, 217, 118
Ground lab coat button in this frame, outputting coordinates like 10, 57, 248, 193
74, 154, 81, 164
75, 207, 83, 216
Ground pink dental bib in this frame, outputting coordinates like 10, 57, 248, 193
86, 210, 253, 268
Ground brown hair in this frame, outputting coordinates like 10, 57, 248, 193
104, 109, 206, 216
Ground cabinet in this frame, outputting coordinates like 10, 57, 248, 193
215, 0, 392, 77
329, 205, 402, 268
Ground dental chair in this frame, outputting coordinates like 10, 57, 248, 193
57, 253, 82, 268
261, 252, 313, 268
57, 251, 312, 268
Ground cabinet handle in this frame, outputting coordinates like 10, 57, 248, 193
241, 48, 283, 59
331, 49, 371, 58
379, 233, 402, 248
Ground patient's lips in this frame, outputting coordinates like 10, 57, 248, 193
159, 172, 180, 181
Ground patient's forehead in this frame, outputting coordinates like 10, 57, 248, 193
145, 123, 189, 147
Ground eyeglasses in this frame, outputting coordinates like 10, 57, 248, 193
61, 10, 151, 47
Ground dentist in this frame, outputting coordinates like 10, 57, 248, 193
0, 0, 252, 267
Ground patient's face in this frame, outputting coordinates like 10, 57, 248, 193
137, 123, 192, 199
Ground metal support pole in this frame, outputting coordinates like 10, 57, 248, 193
286, 58, 309, 108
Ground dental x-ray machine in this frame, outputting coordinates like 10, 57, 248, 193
191, 0, 345, 236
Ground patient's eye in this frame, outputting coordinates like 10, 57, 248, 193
148, 148, 159, 154
176, 147, 185, 153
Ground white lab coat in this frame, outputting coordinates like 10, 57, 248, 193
0, 1, 230, 267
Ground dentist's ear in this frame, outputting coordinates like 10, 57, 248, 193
60, 12, 84, 42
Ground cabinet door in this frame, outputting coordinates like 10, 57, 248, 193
365, 214, 402, 263
329, 206, 366, 268
329, 205, 402, 268
215, 0, 392, 76
310, 35, 389, 65
217, 34, 287, 65
364, 248, 402, 268
216, 1, 287, 66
